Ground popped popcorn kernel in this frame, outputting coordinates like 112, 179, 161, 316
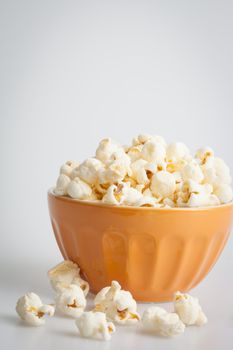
173, 291, 207, 326
75, 311, 115, 341
166, 142, 190, 162
95, 138, 124, 164
67, 177, 92, 200
94, 281, 140, 325
54, 174, 71, 196
150, 171, 176, 198
55, 284, 86, 318
16, 292, 55, 326
141, 140, 166, 163
195, 147, 214, 164
142, 306, 185, 337
60, 160, 79, 177
53, 135, 232, 208
48, 260, 89, 296
214, 184, 233, 204
71, 158, 104, 184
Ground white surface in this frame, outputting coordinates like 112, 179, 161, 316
0, 233, 233, 350
0, 0, 233, 349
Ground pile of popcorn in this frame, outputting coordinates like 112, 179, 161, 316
16, 260, 207, 340
54, 134, 233, 208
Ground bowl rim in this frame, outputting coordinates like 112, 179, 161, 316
48, 188, 233, 212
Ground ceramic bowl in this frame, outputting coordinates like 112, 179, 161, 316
48, 189, 233, 301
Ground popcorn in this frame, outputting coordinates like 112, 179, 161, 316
183, 179, 213, 195
60, 160, 79, 177
195, 147, 214, 164
122, 187, 143, 206
142, 187, 153, 197
105, 293, 140, 325
127, 145, 143, 162
142, 306, 185, 337
178, 180, 218, 207
96, 138, 124, 164
136, 184, 145, 192
187, 193, 219, 208
132, 134, 166, 147
99, 157, 130, 185
94, 281, 140, 325
94, 286, 113, 312
56, 284, 86, 318
54, 135, 232, 208
152, 135, 167, 147
16, 292, 55, 326
162, 197, 175, 207
214, 184, 233, 204
166, 142, 190, 162
54, 174, 71, 196
141, 141, 166, 163
131, 159, 150, 185
75, 311, 115, 341
67, 177, 92, 200
136, 196, 161, 207
181, 160, 204, 183
71, 158, 104, 184
173, 171, 182, 184
166, 159, 188, 175
48, 260, 89, 296
102, 183, 128, 205
132, 134, 152, 146
202, 157, 231, 187
174, 291, 207, 326
150, 171, 176, 198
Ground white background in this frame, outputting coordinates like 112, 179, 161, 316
0, 0, 233, 349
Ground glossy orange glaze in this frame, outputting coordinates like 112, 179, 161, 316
48, 190, 233, 301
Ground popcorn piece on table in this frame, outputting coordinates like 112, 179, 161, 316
75, 311, 115, 341
174, 291, 207, 326
48, 260, 89, 296
16, 292, 55, 326
94, 281, 140, 325
67, 177, 92, 200
60, 160, 79, 177
54, 174, 71, 196
56, 284, 86, 318
142, 306, 185, 337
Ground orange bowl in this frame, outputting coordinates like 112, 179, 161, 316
48, 189, 233, 302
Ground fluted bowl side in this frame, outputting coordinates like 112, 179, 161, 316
48, 190, 233, 301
